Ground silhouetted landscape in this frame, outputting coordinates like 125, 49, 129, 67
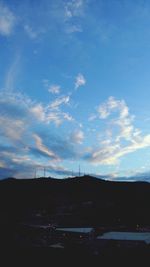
0, 175, 150, 262
1, 175, 150, 227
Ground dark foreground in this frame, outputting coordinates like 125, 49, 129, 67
0, 176, 150, 264
0, 224, 150, 265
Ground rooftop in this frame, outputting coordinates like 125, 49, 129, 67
56, 227, 94, 233
97, 232, 150, 244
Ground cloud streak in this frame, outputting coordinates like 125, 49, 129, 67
5, 54, 21, 91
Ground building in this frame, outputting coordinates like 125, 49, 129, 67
96, 231, 150, 248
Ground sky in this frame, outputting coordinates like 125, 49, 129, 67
1, 0, 150, 180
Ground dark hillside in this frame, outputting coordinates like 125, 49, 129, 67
0, 176, 150, 228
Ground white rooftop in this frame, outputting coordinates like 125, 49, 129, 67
56, 227, 93, 233
97, 232, 150, 244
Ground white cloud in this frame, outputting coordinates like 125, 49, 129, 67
30, 104, 46, 122
31, 99, 73, 126
48, 84, 61, 94
87, 97, 150, 165
49, 96, 70, 110
45, 111, 73, 126
43, 80, 61, 94
64, 0, 84, 19
0, 2, 16, 36
75, 73, 86, 89
64, 0, 86, 34
0, 90, 73, 138
94, 134, 150, 165
63, 113, 74, 122
71, 129, 84, 144
97, 96, 129, 119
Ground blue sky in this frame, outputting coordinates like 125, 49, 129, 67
1, 0, 150, 180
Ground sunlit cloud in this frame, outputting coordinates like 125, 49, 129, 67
30, 96, 72, 125
32, 133, 60, 161
97, 96, 129, 119
86, 97, 150, 165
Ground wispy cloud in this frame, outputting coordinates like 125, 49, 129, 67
30, 95, 72, 125
88, 114, 97, 121
75, 73, 86, 89
86, 97, 150, 165
5, 54, 20, 90
0, 90, 77, 178
98, 96, 129, 119
0, 151, 74, 179
64, 0, 85, 19
49, 95, 70, 110
0, 2, 16, 36
43, 80, 61, 94
0, 90, 73, 139
24, 24, 38, 39
48, 84, 61, 94
24, 24, 45, 40
65, 24, 82, 33
32, 134, 60, 161
2, 89, 150, 179
70, 129, 84, 144
63, 0, 86, 34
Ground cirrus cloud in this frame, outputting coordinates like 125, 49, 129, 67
86, 97, 150, 166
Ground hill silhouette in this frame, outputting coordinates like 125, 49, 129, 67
0, 175, 150, 230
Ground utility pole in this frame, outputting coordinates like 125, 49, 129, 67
35, 168, 37, 179
79, 165, 80, 177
